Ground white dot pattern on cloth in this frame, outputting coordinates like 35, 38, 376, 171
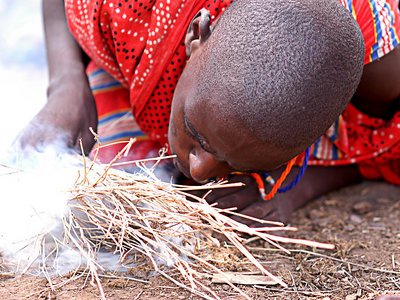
65, 0, 235, 146
66, 0, 188, 88
308, 103, 400, 183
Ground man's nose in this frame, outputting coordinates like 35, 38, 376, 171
188, 151, 225, 183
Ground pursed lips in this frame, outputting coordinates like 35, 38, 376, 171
173, 158, 191, 179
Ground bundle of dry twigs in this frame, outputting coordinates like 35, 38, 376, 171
60, 138, 334, 299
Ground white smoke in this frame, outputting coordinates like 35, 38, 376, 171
0, 142, 189, 279
0, 0, 187, 281
0, 145, 81, 275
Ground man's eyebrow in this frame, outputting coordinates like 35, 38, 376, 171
183, 107, 215, 155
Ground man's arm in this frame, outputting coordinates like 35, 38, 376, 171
43, 0, 86, 83
352, 45, 400, 120
14, 0, 97, 154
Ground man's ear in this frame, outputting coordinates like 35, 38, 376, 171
185, 8, 211, 58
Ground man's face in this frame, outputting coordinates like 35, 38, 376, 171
168, 57, 284, 183
168, 61, 234, 183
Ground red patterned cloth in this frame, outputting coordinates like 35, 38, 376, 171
309, 0, 400, 185
309, 104, 400, 185
67, 0, 400, 184
338, 0, 400, 64
66, 0, 234, 148
86, 61, 162, 164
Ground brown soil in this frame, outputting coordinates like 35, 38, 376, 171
1, 180, 399, 299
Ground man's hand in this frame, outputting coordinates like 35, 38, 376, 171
14, 72, 97, 154
205, 174, 283, 226
205, 164, 365, 227
12, 0, 98, 155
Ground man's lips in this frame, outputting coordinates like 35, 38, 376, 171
173, 158, 191, 178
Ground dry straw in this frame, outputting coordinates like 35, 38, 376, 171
1, 137, 334, 299
61, 138, 334, 299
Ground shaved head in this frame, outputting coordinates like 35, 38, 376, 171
169, 0, 365, 182
194, 0, 364, 160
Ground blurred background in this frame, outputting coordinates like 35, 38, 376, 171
0, 0, 47, 150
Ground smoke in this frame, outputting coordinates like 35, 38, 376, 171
0, 143, 81, 276
0, 139, 190, 279
0, 142, 133, 277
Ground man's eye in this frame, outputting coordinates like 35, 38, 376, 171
183, 118, 195, 139
198, 138, 210, 151
197, 137, 217, 155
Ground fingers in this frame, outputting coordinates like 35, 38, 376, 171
203, 174, 286, 227
231, 200, 278, 226
12, 118, 49, 152
211, 190, 261, 211
206, 174, 259, 204
206, 185, 244, 204
12, 115, 75, 157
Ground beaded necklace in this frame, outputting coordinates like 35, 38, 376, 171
247, 146, 311, 201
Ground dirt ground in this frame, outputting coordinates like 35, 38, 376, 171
1, 180, 399, 300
